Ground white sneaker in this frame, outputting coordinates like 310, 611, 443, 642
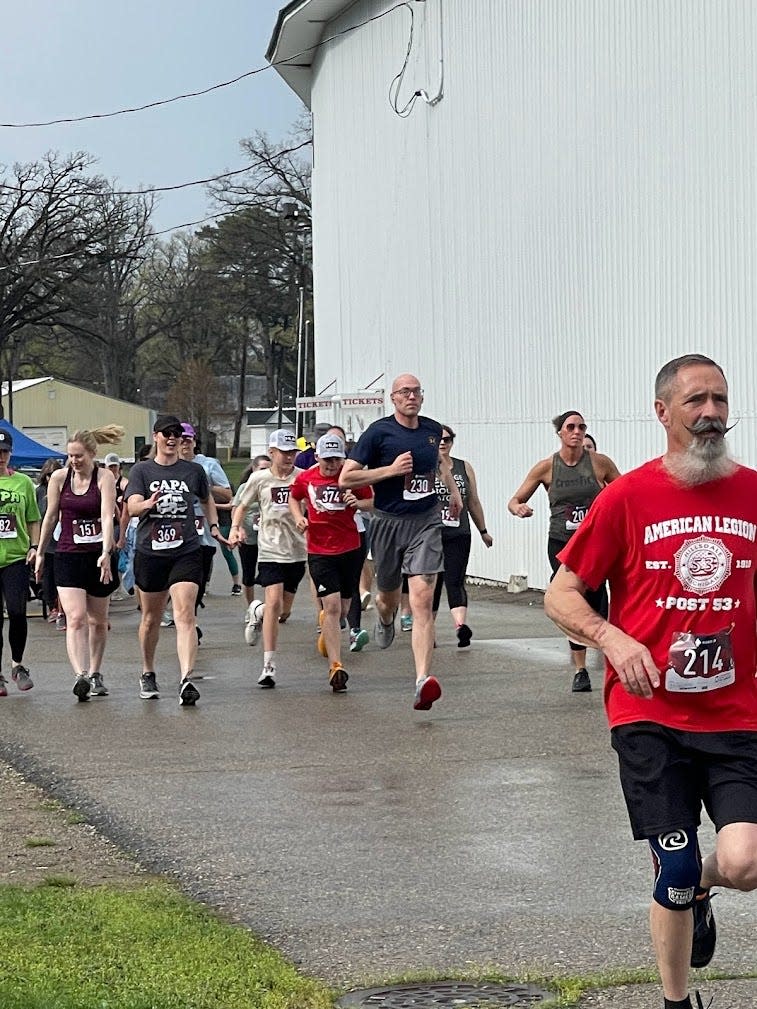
257, 663, 276, 689
245, 601, 264, 646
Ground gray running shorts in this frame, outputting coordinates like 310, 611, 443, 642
371, 508, 443, 592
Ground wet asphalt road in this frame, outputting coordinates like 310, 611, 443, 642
1, 578, 755, 991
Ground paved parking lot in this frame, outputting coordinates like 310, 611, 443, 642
0, 580, 753, 997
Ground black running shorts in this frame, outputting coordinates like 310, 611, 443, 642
134, 549, 204, 593
308, 548, 363, 599
55, 551, 120, 598
256, 560, 306, 594
611, 721, 757, 839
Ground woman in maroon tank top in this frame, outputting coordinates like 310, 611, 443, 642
35, 426, 124, 702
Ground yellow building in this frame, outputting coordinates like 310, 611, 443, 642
1, 378, 154, 462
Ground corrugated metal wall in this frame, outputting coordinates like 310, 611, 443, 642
309, 0, 757, 587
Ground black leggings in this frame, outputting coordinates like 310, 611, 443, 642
432, 535, 471, 613
346, 532, 367, 630
196, 545, 215, 612
0, 560, 30, 663
40, 552, 58, 610
547, 536, 608, 651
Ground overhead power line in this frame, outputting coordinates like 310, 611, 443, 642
0, 2, 415, 129
0, 143, 310, 198
0, 207, 243, 273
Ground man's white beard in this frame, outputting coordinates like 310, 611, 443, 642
665, 435, 735, 486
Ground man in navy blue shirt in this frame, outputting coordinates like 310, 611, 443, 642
340, 373, 462, 710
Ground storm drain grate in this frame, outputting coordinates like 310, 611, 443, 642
337, 981, 553, 1008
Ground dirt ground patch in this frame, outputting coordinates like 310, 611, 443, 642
0, 761, 143, 888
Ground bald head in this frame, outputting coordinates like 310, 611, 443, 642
391, 373, 421, 394
390, 373, 424, 426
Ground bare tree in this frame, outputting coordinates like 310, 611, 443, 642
0, 152, 125, 378
165, 358, 221, 440
210, 115, 312, 214
53, 190, 157, 399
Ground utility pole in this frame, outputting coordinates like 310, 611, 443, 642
278, 200, 311, 438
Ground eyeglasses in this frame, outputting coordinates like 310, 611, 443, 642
180, 435, 194, 442
158, 427, 183, 439
564, 422, 587, 432
393, 387, 423, 398
440, 436, 453, 444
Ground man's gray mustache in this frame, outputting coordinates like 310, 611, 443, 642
687, 418, 732, 435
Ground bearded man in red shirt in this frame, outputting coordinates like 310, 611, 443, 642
545, 354, 757, 1009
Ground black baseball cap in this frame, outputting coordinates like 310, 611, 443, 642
153, 414, 183, 434
0, 430, 13, 450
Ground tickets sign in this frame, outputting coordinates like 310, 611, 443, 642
295, 397, 335, 410
340, 393, 385, 407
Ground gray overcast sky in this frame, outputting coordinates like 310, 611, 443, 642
1, 1, 306, 231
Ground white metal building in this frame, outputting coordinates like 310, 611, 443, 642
268, 0, 757, 587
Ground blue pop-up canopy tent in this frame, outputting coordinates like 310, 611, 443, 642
0, 421, 66, 469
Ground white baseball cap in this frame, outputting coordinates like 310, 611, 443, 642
268, 429, 298, 451
316, 434, 346, 459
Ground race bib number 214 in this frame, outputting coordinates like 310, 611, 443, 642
665, 627, 735, 693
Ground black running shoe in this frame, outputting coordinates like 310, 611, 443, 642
257, 664, 276, 689
456, 623, 473, 648
73, 674, 91, 702
179, 678, 200, 706
571, 668, 592, 692
691, 889, 717, 968
139, 672, 160, 700
12, 665, 33, 691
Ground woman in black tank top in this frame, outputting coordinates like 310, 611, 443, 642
432, 425, 493, 648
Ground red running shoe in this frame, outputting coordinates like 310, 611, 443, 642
413, 675, 441, 711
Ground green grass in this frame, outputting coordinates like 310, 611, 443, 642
223, 457, 251, 490
41, 875, 77, 888
2, 874, 753, 1009
0, 882, 334, 1009
24, 837, 56, 848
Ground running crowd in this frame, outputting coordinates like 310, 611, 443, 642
0, 375, 493, 713
1, 357, 755, 1009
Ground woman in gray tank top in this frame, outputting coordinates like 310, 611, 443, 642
433, 425, 493, 647
508, 411, 621, 693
